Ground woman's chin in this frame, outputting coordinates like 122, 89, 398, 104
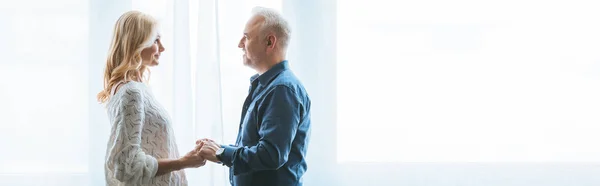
149, 60, 159, 66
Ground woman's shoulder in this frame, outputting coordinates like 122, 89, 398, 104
119, 81, 148, 91
111, 81, 148, 101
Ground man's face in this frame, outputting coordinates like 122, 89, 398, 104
238, 15, 267, 68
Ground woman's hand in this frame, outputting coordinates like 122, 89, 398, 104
197, 138, 221, 163
179, 142, 207, 168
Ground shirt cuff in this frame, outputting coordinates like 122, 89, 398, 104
219, 144, 238, 167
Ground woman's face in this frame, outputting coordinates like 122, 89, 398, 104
141, 35, 165, 66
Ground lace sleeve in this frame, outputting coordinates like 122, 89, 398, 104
106, 86, 158, 184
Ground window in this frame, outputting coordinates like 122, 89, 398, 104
337, 0, 600, 163
0, 0, 89, 174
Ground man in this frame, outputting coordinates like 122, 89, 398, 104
197, 6, 312, 186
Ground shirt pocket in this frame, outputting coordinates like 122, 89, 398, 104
240, 106, 257, 141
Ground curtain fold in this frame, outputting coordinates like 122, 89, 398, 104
190, 0, 227, 185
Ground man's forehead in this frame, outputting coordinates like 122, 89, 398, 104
244, 15, 264, 33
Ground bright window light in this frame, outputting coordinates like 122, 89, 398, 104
337, 0, 600, 163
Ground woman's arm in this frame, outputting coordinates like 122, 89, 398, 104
106, 86, 205, 184
156, 144, 206, 176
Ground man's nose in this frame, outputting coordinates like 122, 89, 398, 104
238, 38, 244, 48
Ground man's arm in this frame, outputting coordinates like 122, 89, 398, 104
203, 86, 302, 175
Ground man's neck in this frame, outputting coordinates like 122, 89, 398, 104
256, 56, 285, 75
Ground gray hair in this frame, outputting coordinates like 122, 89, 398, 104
251, 6, 291, 50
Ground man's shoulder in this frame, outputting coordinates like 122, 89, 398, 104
269, 70, 307, 95
262, 71, 310, 107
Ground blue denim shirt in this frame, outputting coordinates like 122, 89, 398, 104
219, 60, 311, 186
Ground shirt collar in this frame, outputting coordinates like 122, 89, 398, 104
249, 60, 289, 85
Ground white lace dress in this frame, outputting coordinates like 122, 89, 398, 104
104, 81, 187, 186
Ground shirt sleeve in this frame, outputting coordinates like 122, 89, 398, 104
106, 86, 158, 184
219, 85, 302, 175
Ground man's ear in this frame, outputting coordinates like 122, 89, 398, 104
267, 35, 276, 48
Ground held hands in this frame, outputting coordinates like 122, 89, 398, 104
180, 142, 207, 168
179, 138, 222, 169
196, 138, 221, 163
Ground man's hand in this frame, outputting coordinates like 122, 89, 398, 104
196, 138, 221, 162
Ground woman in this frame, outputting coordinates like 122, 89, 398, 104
97, 10, 204, 186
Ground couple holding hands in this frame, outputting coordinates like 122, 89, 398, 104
98, 7, 311, 186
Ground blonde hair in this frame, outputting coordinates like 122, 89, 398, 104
97, 10, 159, 103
